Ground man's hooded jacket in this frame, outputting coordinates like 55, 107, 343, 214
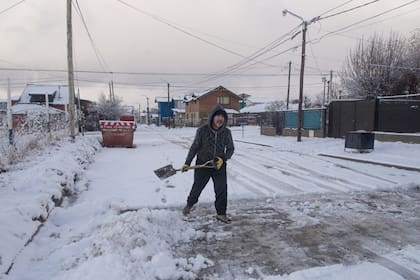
185, 105, 234, 166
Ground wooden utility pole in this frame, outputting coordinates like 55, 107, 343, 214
322, 77, 327, 106
146, 97, 150, 125
167, 83, 170, 129
327, 70, 333, 103
286, 61, 291, 110
7, 78, 13, 145
45, 91, 50, 133
67, 0, 76, 140
297, 21, 307, 142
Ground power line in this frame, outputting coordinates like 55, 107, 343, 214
319, 0, 381, 20
182, 24, 302, 87
0, 66, 331, 76
312, 0, 419, 43
319, 0, 355, 16
0, 0, 27, 15
73, 0, 109, 72
320, 5, 420, 42
115, 0, 277, 68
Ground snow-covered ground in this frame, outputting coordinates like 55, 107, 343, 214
1, 125, 420, 279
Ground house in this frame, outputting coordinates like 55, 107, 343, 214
172, 96, 186, 127
18, 84, 74, 112
184, 86, 240, 127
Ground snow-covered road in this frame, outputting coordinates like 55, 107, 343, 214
2, 125, 420, 279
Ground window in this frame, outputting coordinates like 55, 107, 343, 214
217, 96, 230, 105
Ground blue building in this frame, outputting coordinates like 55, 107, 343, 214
155, 97, 174, 126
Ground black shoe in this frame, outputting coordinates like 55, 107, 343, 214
182, 205, 192, 216
216, 214, 231, 223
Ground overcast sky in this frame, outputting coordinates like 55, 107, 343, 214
1, 0, 419, 108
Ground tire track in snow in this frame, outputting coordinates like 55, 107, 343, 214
235, 140, 398, 186
231, 156, 343, 194
235, 150, 367, 192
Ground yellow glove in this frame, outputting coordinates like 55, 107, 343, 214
214, 157, 223, 170
181, 164, 190, 172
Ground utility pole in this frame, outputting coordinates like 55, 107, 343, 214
109, 81, 112, 103
111, 80, 115, 102
322, 77, 327, 106
45, 91, 50, 134
138, 104, 141, 124
67, 0, 76, 140
328, 70, 333, 103
7, 78, 13, 145
286, 61, 291, 110
77, 88, 83, 136
167, 83, 170, 129
146, 97, 150, 125
283, 9, 320, 142
296, 21, 307, 142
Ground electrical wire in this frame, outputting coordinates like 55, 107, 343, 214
312, 0, 419, 43
73, 0, 109, 73
182, 25, 302, 87
0, 0, 27, 15
0, 66, 315, 77
319, 0, 381, 20
115, 0, 277, 68
319, 0, 355, 16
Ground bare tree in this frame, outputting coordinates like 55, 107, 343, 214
96, 93, 125, 120
401, 30, 420, 93
265, 100, 286, 111
341, 32, 407, 98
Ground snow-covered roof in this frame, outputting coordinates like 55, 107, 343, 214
225, 108, 239, 114
0, 97, 19, 102
172, 96, 185, 101
155, 97, 172, 103
185, 86, 239, 103
19, 84, 69, 105
12, 104, 65, 114
240, 103, 269, 113
172, 108, 185, 113
246, 97, 277, 105
240, 100, 297, 113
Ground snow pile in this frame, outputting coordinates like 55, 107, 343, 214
51, 209, 213, 280
263, 262, 406, 280
0, 134, 101, 275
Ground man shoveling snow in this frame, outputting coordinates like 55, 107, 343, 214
181, 105, 235, 223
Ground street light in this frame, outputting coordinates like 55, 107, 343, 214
283, 9, 319, 142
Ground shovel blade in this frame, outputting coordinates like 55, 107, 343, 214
154, 164, 177, 179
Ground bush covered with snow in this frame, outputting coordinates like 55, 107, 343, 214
0, 129, 68, 172
0, 134, 101, 275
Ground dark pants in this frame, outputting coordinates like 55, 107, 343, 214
186, 165, 227, 215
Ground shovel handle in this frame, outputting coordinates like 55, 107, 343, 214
176, 160, 215, 171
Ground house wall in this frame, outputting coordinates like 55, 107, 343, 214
185, 88, 240, 126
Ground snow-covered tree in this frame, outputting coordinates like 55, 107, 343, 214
96, 93, 125, 120
340, 32, 407, 98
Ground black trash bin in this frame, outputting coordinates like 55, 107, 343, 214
345, 131, 374, 153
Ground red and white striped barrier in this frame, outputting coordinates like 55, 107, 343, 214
99, 120, 135, 129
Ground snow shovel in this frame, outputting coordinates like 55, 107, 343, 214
154, 160, 216, 179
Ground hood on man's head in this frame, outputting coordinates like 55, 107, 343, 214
208, 104, 228, 127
